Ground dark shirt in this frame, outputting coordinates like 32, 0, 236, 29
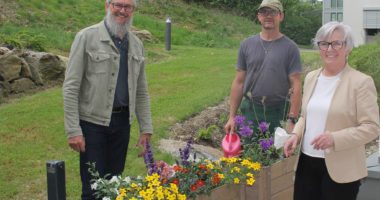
104, 21, 129, 108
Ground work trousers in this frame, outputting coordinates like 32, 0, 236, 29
294, 152, 361, 200
240, 98, 289, 134
79, 110, 131, 200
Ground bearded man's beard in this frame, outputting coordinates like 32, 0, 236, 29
105, 8, 132, 37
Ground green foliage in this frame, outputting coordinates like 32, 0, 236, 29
349, 35, 380, 104
0, 30, 46, 51
0, 45, 237, 199
281, 1, 322, 45
1, 0, 256, 52
197, 125, 218, 140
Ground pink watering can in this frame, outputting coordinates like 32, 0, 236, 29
222, 132, 241, 158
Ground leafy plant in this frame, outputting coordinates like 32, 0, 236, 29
234, 115, 282, 166
197, 125, 218, 140
90, 140, 261, 199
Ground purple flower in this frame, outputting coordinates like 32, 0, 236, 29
239, 125, 253, 137
143, 142, 158, 175
259, 138, 274, 151
234, 116, 246, 127
259, 122, 269, 133
179, 140, 193, 166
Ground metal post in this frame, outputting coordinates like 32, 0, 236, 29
47, 160, 66, 200
165, 16, 171, 51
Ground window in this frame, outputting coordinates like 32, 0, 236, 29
331, 13, 337, 21
337, 0, 343, 8
330, 0, 343, 9
337, 13, 343, 22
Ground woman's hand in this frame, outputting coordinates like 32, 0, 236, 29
283, 134, 298, 157
311, 131, 334, 150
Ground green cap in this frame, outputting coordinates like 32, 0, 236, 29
258, 0, 283, 12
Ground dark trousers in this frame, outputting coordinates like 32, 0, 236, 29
79, 110, 130, 200
240, 98, 289, 134
294, 153, 361, 200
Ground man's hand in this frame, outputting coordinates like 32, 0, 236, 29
68, 135, 85, 152
283, 134, 298, 157
137, 133, 151, 157
286, 121, 295, 134
224, 118, 236, 134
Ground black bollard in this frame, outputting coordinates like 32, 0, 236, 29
47, 160, 66, 200
165, 16, 171, 51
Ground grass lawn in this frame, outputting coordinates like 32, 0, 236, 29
0, 45, 238, 199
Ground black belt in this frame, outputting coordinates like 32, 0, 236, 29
112, 106, 129, 113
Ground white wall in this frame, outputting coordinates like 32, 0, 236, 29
343, 0, 380, 46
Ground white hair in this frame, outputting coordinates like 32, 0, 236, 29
313, 21, 355, 52
106, 0, 137, 7
105, 6, 133, 37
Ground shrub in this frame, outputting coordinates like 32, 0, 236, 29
349, 35, 380, 105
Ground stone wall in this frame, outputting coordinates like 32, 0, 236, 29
0, 47, 67, 98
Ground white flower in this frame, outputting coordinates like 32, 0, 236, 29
102, 197, 111, 200
90, 182, 98, 190
123, 176, 131, 184
109, 176, 120, 184
137, 175, 143, 180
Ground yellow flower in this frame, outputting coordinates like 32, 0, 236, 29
251, 162, 261, 171
232, 166, 241, 173
234, 178, 240, 184
247, 177, 255, 186
129, 198, 138, 200
246, 172, 254, 178
131, 183, 138, 188
218, 173, 225, 179
207, 163, 214, 169
241, 159, 251, 166
178, 194, 187, 200
116, 196, 123, 200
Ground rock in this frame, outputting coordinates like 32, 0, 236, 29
0, 52, 23, 81
39, 54, 65, 81
132, 29, 153, 42
159, 139, 223, 161
21, 52, 44, 85
10, 78, 35, 93
0, 47, 10, 55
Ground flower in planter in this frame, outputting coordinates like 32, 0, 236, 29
164, 142, 261, 199
88, 162, 186, 200
234, 115, 283, 166
89, 139, 262, 199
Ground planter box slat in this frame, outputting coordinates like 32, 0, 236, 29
196, 155, 297, 200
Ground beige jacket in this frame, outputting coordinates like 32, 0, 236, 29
63, 21, 153, 137
293, 65, 380, 183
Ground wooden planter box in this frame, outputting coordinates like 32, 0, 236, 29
197, 155, 297, 200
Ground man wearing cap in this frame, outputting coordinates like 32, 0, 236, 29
224, 0, 302, 135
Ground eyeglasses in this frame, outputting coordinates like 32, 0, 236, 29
317, 40, 346, 51
258, 9, 279, 17
111, 2, 135, 12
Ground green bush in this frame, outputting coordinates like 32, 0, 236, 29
349, 35, 380, 104
0, 30, 46, 51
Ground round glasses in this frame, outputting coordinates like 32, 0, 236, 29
317, 40, 346, 51
111, 3, 135, 12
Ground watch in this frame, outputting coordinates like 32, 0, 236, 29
287, 116, 297, 124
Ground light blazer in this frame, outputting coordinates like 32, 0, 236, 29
293, 64, 380, 183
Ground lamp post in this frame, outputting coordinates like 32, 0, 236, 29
47, 160, 66, 200
165, 16, 171, 51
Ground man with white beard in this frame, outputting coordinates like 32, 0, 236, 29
63, 0, 153, 199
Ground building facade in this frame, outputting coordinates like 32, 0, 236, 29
322, 0, 380, 46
